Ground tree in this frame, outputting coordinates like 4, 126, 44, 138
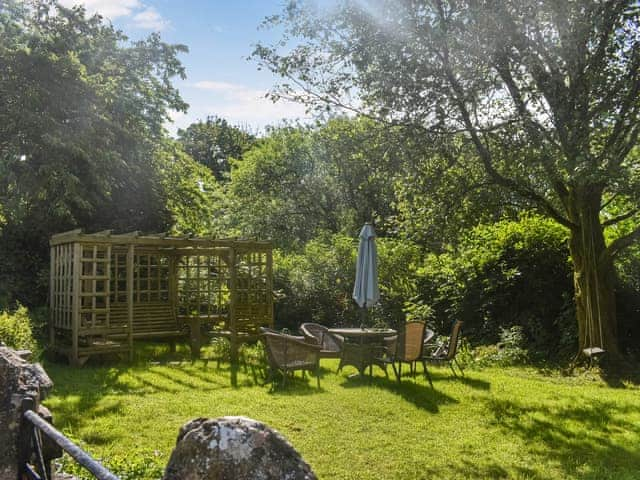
0, 0, 187, 305
392, 135, 521, 249
177, 116, 255, 181
228, 125, 340, 248
227, 118, 412, 249
254, 0, 640, 359
155, 140, 226, 237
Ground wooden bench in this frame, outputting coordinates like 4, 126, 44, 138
109, 302, 186, 340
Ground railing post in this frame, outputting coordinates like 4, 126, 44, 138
20, 396, 61, 480
18, 396, 36, 477
23, 410, 120, 480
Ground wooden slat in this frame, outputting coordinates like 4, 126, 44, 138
72, 243, 81, 364
49, 246, 56, 346
51, 229, 83, 240
51, 233, 272, 250
127, 244, 134, 361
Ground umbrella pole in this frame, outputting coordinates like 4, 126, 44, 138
361, 272, 367, 327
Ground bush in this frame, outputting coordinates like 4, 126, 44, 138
0, 304, 38, 353
415, 214, 575, 359
613, 244, 640, 357
473, 326, 529, 367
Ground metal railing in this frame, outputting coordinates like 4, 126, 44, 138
21, 398, 119, 480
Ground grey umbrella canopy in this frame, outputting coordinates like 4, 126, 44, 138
353, 223, 380, 309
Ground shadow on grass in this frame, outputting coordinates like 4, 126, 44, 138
530, 355, 640, 389
41, 363, 128, 440
422, 367, 491, 390
263, 369, 326, 396
147, 364, 235, 391
485, 396, 640, 478
599, 357, 640, 388
337, 373, 459, 413
42, 342, 236, 430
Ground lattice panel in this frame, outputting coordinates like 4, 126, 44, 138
110, 251, 128, 304
136, 253, 170, 302
234, 250, 272, 332
177, 254, 230, 318
110, 251, 170, 304
51, 244, 74, 330
235, 251, 269, 307
79, 244, 111, 330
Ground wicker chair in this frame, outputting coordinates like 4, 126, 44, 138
260, 327, 321, 388
421, 320, 464, 388
378, 321, 427, 383
299, 323, 344, 359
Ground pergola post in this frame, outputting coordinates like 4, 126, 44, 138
228, 248, 238, 385
71, 243, 81, 366
169, 255, 178, 353
126, 244, 134, 362
266, 249, 274, 324
49, 246, 55, 348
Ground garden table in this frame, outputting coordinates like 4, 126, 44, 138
328, 328, 397, 378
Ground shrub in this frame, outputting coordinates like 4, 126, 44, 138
473, 326, 529, 367
613, 244, 640, 357
415, 214, 575, 359
0, 304, 38, 353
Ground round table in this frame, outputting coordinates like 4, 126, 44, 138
328, 328, 397, 377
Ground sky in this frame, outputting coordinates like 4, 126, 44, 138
58, 0, 311, 135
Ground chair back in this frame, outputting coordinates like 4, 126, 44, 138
261, 327, 319, 368
445, 320, 464, 360
396, 321, 427, 362
300, 323, 342, 353
261, 328, 288, 368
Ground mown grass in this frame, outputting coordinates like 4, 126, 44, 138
43, 343, 640, 480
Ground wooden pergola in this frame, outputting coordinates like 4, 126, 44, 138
49, 230, 273, 365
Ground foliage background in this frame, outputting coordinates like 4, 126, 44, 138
0, 0, 639, 363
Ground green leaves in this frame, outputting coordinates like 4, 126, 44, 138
0, 0, 187, 305
416, 215, 574, 357
177, 116, 255, 182
154, 140, 226, 237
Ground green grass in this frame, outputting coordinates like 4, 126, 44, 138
43, 343, 640, 480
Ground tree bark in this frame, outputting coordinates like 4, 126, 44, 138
565, 185, 619, 358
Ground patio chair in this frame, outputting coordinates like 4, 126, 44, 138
378, 321, 427, 383
421, 320, 464, 388
260, 327, 321, 389
299, 322, 344, 359
410, 327, 435, 375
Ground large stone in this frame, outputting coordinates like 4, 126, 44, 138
163, 416, 317, 480
0, 346, 53, 480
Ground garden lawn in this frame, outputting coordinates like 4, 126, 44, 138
43, 343, 640, 480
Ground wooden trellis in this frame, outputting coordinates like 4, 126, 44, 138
49, 230, 273, 365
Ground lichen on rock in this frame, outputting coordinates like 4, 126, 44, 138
163, 416, 317, 480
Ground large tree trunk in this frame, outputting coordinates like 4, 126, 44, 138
565, 185, 619, 358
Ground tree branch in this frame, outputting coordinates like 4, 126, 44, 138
600, 192, 619, 211
433, 9, 577, 231
602, 208, 640, 227
607, 224, 640, 258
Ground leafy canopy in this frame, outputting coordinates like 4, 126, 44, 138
0, 0, 188, 304
254, 0, 640, 247
177, 116, 256, 181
